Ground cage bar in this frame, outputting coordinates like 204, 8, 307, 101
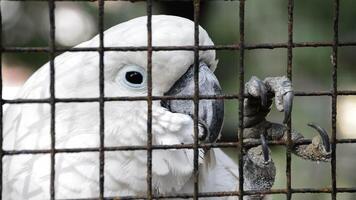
192, 0, 201, 199
48, 0, 56, 199
3, 137, 356, 156
146, 0, 153, 199
286, 0, 294, 199
3, 90, 356, 105
237, 0, 245, 199
331, 0, 340, 200
3, 41, 356, 53
98, 0, 106, 199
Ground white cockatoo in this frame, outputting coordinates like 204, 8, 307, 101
3, 15, 240, 200
3, 14, 332, 200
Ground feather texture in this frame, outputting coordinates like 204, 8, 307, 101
3, 15, 238, 199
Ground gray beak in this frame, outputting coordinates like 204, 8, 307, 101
161, 63, 224, 143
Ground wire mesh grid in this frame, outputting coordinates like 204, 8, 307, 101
1, 0, 356, 199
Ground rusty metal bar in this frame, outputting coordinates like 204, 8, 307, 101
238, 0, 245, 198
98, 0, 106, 199
146, 0, 153, 199
331, 0, 340, 199
3, 137, 356, 156
2, 41, 356, 53
193, 0, 201, 199
0, 0, 244, 2
49, 187, 356, 200
48, 0, 56, 199
286, 0, 294, 199
3, 0, 237, 1
2, 90, 356, 105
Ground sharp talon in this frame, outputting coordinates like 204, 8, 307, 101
307, 123, 330, 153
256, 79, 268, 107
283, 91, 293, 124
260, 134, 269, 163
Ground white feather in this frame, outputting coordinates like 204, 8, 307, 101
3, 15, 238, 199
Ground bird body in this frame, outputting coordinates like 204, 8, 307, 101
3, 15, 239, 199
4, 15, 330, 200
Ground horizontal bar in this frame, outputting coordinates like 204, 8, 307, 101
2, 90, 356, 104
0, 142, 260, 155
54, 187, 356, 200
295, 91, 356, 96
3, 138, 356, 156
2, 95, 239, 104
3, 0, 129, 1
2, 41, 356, 53
0, 0, 293, 2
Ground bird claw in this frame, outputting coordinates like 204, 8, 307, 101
290, 123, 331, 162
243, 132, 271, 165
282, 91, 293, 124
262, 76, 294, 124
242, 76, 331, 197
307, 123, 331, 153
243, 140, 276, 194
260, 133, 270, 164
244, 76, 293, 127
245, 76, 268, 108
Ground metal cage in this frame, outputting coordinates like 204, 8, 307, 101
1, 0, 355, 199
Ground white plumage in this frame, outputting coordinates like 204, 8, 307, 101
3, 15, 238, 199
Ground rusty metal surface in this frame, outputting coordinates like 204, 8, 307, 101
238, 0, 245, 199
192, 0, 201, 199
146, 0, 153, 198
48, 0, 56, 199
0, 0, 355, 199
286, 0, 294, 199
98, 0, 106, 199
2, 41, 356, 53
331, 0, 340, 199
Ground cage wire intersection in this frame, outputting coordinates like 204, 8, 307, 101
1, 0, 356, 199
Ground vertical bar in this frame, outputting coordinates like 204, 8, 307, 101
146, 0, 153, 199
331, 0, 339, 199
238, 0, 245, 199
48, 0, 56, 199
98, 0, 105, 199
193, 0, 200, 199
0, 4, 3, 200
286, 0, 294, 199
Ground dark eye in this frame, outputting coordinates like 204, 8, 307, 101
125, 71, 143, 84
117, 65, 146, 89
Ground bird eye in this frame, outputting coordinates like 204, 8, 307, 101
117, 65, 147, 89
125, 71, 143, 84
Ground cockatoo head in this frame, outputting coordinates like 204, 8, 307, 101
89, 15, 224, 144
5, 15, 224, 196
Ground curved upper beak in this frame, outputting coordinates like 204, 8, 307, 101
161, 63, 224, 143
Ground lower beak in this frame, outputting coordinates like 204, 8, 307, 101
161, 63, 224, 143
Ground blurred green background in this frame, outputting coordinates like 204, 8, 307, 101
1, 0, 356, 199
